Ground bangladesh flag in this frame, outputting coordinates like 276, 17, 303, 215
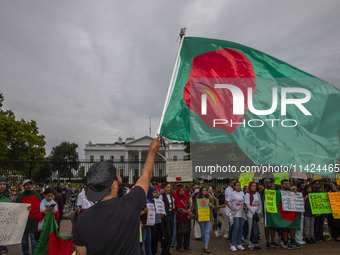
159, 37, 340, 174
35, 212, 74, 255
266, 191, 301, 230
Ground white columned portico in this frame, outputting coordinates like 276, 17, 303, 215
138, 150, 142, 176
125, 150, 129, 176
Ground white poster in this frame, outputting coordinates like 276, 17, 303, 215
166, 161, 193, 182
146, 203, 155, 226
290, 171, 308, 179
0, 203, 29, 245
154, 199, 165, 214
281, 191, 304, 212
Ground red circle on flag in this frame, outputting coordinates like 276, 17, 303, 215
201, 200, 207, 207
279, 201, 297, 222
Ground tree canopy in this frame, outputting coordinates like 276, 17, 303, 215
0, 93, 46, 161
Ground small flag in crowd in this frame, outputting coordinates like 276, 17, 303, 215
159, 37, 340, 174
35, 212, 74, 255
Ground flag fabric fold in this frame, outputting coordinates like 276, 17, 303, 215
35, 212, 74, 255
160, 37, 340, 174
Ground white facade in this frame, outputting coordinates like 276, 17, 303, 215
84, 135, 187, 177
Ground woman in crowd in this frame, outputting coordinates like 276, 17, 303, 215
146, 187, 164, 255
303, 184, 316, 244
191, 187, 202, 241
227, 181, 245, 252
326, 183, 340, 241
71, 188, 77, 211
34, 188, 60, 241
243, 186, 249, 242
245, 181, 262, 251
208, 186, 219, 237
140, 202, 152, 255
217, 186, 228, 238
197, 186, 214, 253
175, 186, 193, 252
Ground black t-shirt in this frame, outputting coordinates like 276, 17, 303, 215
72, 186, 146, 255
55, 195, 64, 218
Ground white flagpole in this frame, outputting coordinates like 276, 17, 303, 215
156, 27, 186, 136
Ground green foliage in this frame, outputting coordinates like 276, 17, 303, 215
0, 93, 46, 161
49, 141, 79, 177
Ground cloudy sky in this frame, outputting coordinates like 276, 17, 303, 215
1, 0, 339, 159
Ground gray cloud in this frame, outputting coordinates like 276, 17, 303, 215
1, 0, 339, 158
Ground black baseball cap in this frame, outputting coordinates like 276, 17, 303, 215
86, 161, 117, 202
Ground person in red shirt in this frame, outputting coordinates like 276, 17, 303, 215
34, 188, 60, 241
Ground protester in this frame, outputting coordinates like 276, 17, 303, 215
197, 186, 214, 253
303, 184, 316, 244
227, 181, 245, 252
140, 203, 152, 255
61, 184, 67, 205
35, 183, 45, 200
159, 182, 175, 255
291, 186, 305, 245
260, 179, 280, 249
217, 186, 228, 238
34, 188, 60, 241
0, 177, 11, 255
192, 187, 202, 241
15, 179, 42, 255
242, 186, 249, 242
72, 135, 160, 255
175, 186, 193, 252
245, 181, 262, 251
71, 188, 77, 210
326, 183, 340, 241
225, 179, 236, 241
146, 187, 164, 255
312, 180, 328, 242
53, 186, 64, 231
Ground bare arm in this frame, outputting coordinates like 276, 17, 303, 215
135, 136, 160, 195
75, 245, 87, 255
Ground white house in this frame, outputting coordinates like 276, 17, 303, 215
84, 135, 187, 177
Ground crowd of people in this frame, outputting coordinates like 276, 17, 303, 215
1, 136, 340, 255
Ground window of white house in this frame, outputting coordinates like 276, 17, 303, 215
90, 156, 94, 162
173, 155, 177, 161
100, 156, 104, 161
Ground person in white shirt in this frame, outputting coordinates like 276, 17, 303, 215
226, 181, 245, 252
224, 179, 236, 240
245, 181, 262, 251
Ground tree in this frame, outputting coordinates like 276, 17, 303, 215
0, 93, 46, 161
49, 142, 79, 178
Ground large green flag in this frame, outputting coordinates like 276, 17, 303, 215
266, 191, 301, 230
159, 37, 340, 175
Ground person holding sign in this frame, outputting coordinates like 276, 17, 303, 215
226, 181, 245, 252
197, 187, 214, 253
312, 180, 328, 242
326, 183, 340, 241
140, 203, 152, 255
245, 181, 262, 251
174, 187, 193, 252
303, 184, 316, 244
0, 177, 11, 255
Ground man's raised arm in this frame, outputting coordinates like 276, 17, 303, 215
135, 135, 160, 195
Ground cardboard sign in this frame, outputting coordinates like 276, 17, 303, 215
273, 172, 289, 185
290, 171, 308, 179
265, 190, 277, 213
197, 199, 210, 221
0, 203, 29, 245
146, 203, 155, 226
309, 193, 332, 214
328, 192, 340, 214
336, 174, 340, 185
333, 213, 340, 219
314, 174, 322, 180
281, 191, 304, 212
166, 161, 193, 182
154, 199, 166, 214
239, 171, 256, 188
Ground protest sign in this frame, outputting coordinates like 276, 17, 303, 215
281, 191, 304, 212
265, 190, 277, 213
166, 161, 192, 182
328, 192, 340, 214
154, 199, 165, 214
197, 199, 210, 221
146, 203, 155, 226
333, 213, 340, 219
290, 171, 308, 179
273, 172, 289, 185
336, 174, 340, 185
309, 193, 332, 214
239, 171, 256, 188
314, 174, 322, 180
0, 203, 29, 245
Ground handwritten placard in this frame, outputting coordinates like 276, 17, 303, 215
154, 199, 165, 214
197, 199, 210, 221
239, 171, 256, 188
328, 192, 340, 214
166, 161, 192, 182
309, 193, 332, 214
314, 174, 322, 180
265, 190, 277, 213
0, 203, 29, 245
290, 171, 308, 179
281, 191, 304, 212
273, 172, 289, 185
336, 174, 340, 185
146, 203, 155, 226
